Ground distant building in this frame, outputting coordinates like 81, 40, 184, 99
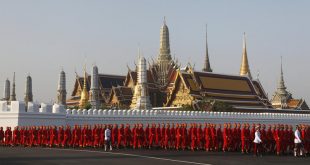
270, 58, 309, 110
66, 71, 125, 108
66, 19, 310, 111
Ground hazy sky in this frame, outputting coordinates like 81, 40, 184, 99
0, 0, 309, 103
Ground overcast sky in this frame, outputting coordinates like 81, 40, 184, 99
0, 0, 309, 104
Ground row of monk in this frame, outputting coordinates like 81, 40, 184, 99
0, 123, 309, 156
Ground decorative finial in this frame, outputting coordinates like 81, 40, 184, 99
126, 63, 131, 72
163, 16, 166, 25
138, 47, 141, 59
206, 24, 208, 37
243, 32, 246, 48
280, 56, 283, 76
256, 70, 260, 80
74, 67, 79, 78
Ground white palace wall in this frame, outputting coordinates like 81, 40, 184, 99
0, 101, 310, 128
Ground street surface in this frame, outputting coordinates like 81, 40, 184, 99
0, 147, 308, 165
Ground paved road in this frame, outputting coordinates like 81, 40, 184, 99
0, 147, 308, 165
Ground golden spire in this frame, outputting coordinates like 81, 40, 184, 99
239, 32, 252, 79
158, 17, 172, 86
79, 65, 89, 108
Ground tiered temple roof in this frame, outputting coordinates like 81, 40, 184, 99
107, 86, 133, 108
66, 73, 125, 107
165, 69, 272, 109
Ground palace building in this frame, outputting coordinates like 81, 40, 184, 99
66, 19, 308, 111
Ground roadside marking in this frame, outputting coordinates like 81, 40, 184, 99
44, 148, 212, 165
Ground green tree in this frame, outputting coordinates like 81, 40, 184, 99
180, 104, 195, 111
211, 101, 233, 112
83, 102, 92, 110
197, 98, 214, 111
197, 97, 233, 112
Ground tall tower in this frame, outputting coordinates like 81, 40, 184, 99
131, 55, 152, 110
277, 57, 289, 108
24, 74, 33, 105
157, 17, 172, 86
90, 65, 100, 109
10, 72, 16, 101
79, 66, 89, 108
239, 32, 252, 79
57, 69, 67, 106
3, 79, 10, 101
202, 25, 212, 72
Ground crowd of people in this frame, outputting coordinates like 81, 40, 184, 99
0, 123, 309, 157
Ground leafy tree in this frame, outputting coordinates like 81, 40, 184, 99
197, 97, 233, 112
180, 104, 195, 111
211, 101, 233, 112
83, 102, 92, 110
197, 98, 214, 111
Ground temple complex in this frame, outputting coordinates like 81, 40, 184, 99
64, 19, 308, 111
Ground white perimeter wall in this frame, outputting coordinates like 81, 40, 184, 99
0, 101, 309, 128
